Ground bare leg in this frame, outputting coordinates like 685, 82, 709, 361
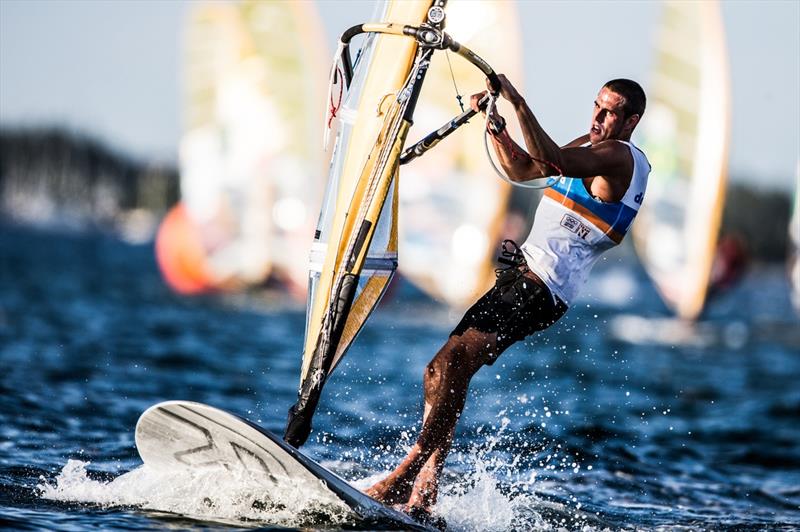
366, 328, 496, 507
405, 431, 451, 510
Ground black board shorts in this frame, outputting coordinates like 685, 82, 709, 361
450, 254, 568, 363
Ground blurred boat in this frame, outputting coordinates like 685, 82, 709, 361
633, 0, 731, 320
397, 0, 532, 309
155, 0, 328, 297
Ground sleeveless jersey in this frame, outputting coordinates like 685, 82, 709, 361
521, 141, 650, 305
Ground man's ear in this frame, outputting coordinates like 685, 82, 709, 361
624, 114, 640, 132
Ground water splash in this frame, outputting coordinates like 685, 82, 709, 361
38, 459, 353, 527
434, 414, 601, 531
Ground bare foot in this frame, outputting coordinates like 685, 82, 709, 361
364, 475, 415, 506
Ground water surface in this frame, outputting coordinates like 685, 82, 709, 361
1, 224, 799, 530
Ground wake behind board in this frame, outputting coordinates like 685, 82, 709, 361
135, 401, 434, 531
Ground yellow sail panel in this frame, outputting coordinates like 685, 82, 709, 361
332, 128, 407, 369
398, 0, 526, 309
284, 1, 434, 447
634, 0, 730, 319
301, 0, 432, 378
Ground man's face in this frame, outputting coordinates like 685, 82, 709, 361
589, 87, 633, 144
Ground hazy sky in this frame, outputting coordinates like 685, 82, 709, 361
1, 0, 798, 190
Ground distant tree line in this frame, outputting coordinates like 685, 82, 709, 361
0, 127, 179, 237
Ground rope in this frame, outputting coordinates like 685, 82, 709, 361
445, 50, 464, 112
323, 42, 346, 148
327, 66, 344, 129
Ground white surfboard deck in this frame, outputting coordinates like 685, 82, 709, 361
135, 400, 434, 531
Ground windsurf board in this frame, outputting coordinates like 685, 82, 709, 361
135, 400, 435, 531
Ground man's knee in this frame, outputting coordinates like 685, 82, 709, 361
424, 349, 454, 389
426, 334, 493, 384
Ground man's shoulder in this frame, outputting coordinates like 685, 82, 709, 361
593, 139, 632, 151
589, 139, 635, 168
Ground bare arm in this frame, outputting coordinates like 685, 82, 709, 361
470, 93, 552, 183
473, 75, 632, 185
564, 134, 590, 148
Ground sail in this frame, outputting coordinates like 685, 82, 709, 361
155, 1, 328, 296
398, 0, 528, 308
285, 1, 436, 447
633, 0, 731, 320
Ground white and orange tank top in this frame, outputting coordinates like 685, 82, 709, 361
521, 141, 650, 305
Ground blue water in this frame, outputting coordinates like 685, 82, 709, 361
1, 223, 799, 531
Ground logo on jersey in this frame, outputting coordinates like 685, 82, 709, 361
634, 192, 644, 204
561, 213, 590, 239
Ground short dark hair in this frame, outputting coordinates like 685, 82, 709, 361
603, 79, 646, 119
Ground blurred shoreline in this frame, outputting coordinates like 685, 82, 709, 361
0, 126, 794, 263
0, 127, 179, 243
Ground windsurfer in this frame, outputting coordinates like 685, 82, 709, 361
366, 75, 650, 517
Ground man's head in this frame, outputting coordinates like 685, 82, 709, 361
589, 79, 646, 144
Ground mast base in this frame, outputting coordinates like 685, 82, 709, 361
284, 403, 313, 448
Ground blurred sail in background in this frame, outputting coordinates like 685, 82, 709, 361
399, 0, 534, 309
155, 0, 328, 297
634, 0, 731, 320
790, 163, 800, 314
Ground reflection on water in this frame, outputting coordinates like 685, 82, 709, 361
1, 224, 799, 530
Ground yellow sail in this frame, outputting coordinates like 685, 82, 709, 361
286, 1, 435, 446
156, 1, 328, 296
634, 0, 731, 320
303, 1, 430, 378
